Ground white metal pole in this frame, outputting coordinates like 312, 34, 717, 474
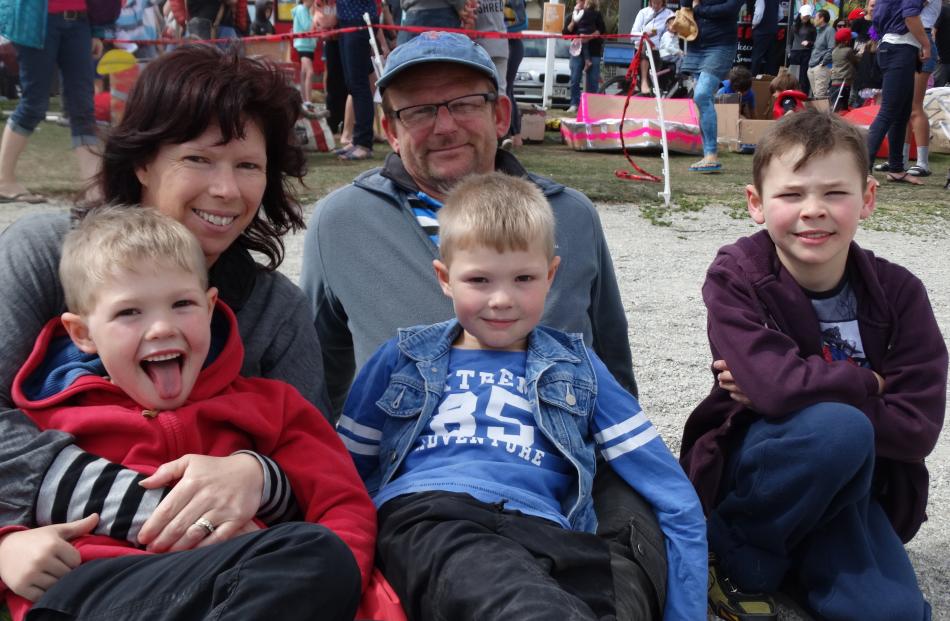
644, 44, 671, 207
363, 12, 384, 77
543, 1, 560, 109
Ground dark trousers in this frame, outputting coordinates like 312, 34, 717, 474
749, 30, 777, 76
27, 523, 361, 621
378, 470, 666, 621
788, 49, 812, 95
377, 491, 617, 621
708, 403, 930, 621
828, 82, 851, 112
506, 38, 525, 137
867, 42, 919, 171
323, 39, 349, 135
339, 21, 375, 149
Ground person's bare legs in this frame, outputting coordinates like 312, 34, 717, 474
341, 95, 354, 146
905, 70, 931, 175
0, 124, 31, 197
300, 56, 314, 108
639, 58, 651, 92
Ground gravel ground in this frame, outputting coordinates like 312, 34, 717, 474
2, 199, 947, 620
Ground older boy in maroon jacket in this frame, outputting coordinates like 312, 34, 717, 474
681, 110, 946, 621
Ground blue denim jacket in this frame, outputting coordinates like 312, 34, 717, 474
341, 318, 709, 620
357, 319, 601, 531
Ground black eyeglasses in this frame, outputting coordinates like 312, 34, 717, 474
392, 92, 498, 129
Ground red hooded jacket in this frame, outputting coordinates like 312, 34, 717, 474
2, 302, 375, 619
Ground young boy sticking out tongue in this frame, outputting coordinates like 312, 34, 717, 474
1, 207, 375, 621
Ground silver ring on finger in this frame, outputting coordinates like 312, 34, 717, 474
194, 516, 216, 535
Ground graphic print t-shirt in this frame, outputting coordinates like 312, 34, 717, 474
807, 278, 870, 368
375, 348, 574, 526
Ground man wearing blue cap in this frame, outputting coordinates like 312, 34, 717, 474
300, 30, 668, 619
302, 30, 636, 423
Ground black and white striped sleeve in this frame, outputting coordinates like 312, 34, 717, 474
232, 450, 302, 524
35, 447, 302, 544
35, 445, 165, 543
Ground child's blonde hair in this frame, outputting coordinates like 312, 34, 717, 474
60, 207, 208, 315
438, 172, 556, 264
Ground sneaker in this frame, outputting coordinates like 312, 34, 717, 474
565, 105, 578, 114
873, 162, 906, 173
708, 555, 778, 621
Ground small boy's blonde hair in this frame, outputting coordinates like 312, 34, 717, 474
439, 172, 556, 264
752, 109, 869, 194
60, 207, 208, 315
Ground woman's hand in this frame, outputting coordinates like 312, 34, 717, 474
136, 453, 264, 553
0, 515, 98, 602
713, 359, 752, 407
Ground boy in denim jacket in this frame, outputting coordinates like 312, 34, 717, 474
682, 110, 946, 621
339, 172, 706, 621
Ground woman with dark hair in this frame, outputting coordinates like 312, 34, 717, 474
0, 44, 331, 568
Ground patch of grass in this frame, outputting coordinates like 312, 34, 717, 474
6, 114, 949, 235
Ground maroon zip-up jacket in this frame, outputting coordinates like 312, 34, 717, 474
681, 230, 947, 543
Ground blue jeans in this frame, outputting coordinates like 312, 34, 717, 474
339, 20, 375, 149
9, 12, 96, 147
867, 42, 919, 172
397, 7, 460, 45
569, 47, 600, 107
709, 403, 930, 621
693, 71, 720, 157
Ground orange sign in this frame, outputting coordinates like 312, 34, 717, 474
542, 2, 565, 33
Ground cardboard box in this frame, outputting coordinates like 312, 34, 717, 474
730, 118, 776, 152
751, 77, 774, 119
715, 102, 740, 149
520, 105, 547, 142
244, 39, 291, 62
560, 93, 703, 154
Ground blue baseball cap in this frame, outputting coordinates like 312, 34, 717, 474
376, 31, 499, 92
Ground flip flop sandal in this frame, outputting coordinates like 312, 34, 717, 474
338, 146, 373, 161
331, 144, 354, 156
688, 159, 722, 173
0, 191, 47, 204
906, 165, 932, 177
886, 172, 923, 185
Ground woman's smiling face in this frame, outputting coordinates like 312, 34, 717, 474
135, 122, 268, 266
